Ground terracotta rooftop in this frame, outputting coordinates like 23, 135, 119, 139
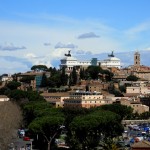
123, 93, 139, 97
41, 92, 70, 97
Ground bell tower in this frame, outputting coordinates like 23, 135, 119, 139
134, 51, 140, 66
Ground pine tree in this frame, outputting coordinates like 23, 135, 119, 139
71, 67, 77, 85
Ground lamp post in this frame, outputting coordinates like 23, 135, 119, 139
48, 125, 65, 150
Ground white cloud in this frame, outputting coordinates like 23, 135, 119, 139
0, 58, 29, 74
0, 14, 150, 74
25, 53, 37, 58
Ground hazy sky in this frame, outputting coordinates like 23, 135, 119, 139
0, 0, 150, 74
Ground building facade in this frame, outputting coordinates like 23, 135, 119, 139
63, 90, 112, 108
60, 51, 121, 73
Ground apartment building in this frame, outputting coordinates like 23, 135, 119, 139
63, 90, 112, 108
115, 99, 149, 114
41, 92, 70, 108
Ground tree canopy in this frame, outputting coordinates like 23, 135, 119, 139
31, 65, 48, 71
126, 75, 139, 81
6, 81, 21, 90
68, 110, 123, 150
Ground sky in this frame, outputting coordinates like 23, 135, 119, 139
0, 0, 150, 74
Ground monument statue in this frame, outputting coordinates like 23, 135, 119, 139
65, 50, 71, 57
108, 51, 114, 57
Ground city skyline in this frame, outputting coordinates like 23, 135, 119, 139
0, 0, 150, 74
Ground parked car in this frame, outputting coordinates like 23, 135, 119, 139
23, 136, 30, 141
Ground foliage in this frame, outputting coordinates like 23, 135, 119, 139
80, 68, 86, 80
6, 81, 21, 90
119, 85, 126, 93
126, 75, 138, 81
68, 110, 123, 150
60, 67, 68, 86
101, 69, 114, 82
70, 67, 77, 85
28, 107, 65, 150
47, 73, 62, 88
8, 89, 27, 101
23, 101, 53, 125
113, 89, 124, 97
100, 103, 133, 120
5, 90, 45, 107
31, 65, 48, 71
139, 111, 150, 119
0, 87, 10, 95
26, 91, 45, 102
86, 66, 101, 79
20, 75, 35, 83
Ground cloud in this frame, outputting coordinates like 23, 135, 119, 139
0, 43, 26, 51
25, 53, 53, 68
25, 53, 38, 59
55, 42, 77, 49
43, 42, 51, 46
77, 32, 100, 39
75, 50, 92, 55
0, 56, 32, 74
124, 21, 150, 40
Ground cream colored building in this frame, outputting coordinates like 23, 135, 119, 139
60, 51, 121, 73
126, 81, 150, 95
126, 86, 150, 94
0, 95, 10, 101
41, 92, 69, 108
63, 91, 112, 108
115, 99, 149, 114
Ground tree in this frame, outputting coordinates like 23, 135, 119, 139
23, 101, 53, 126
6, 81, 21, 90
80, 68, 86, 80
68, 110, 123, 150
0, 101, 22, 150
86, 66, 101, 79
126, 75, 138, 81
140, 111, 150, 119
20, 76, 35, 83
26, 91, 45, 102
8, 90, 27, 102
101, 69, 114, 82
60, 67, 68, 86
50, 74, 62, 88
119, 85, 126, 93
100, 103, 133, 120
28, 108, 65, 150
31, 65, 48, 72
71, 67, 77, 85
